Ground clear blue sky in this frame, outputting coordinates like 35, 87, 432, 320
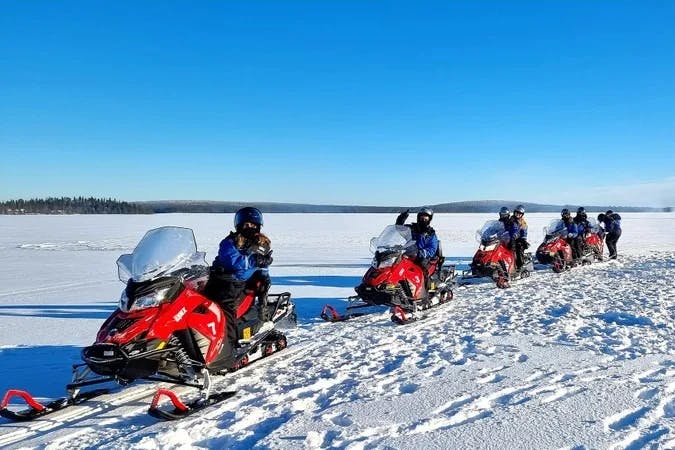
2, 1, 674, 207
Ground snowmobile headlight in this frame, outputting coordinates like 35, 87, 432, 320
375, 255, 397, 268
128, 287, 172, 312
481, 242, 498, 251
119, 290, 130, 312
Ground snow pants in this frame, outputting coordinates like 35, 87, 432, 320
606, 230, 621, 259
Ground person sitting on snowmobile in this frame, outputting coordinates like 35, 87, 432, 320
573, 207, 591, 233
498, 206, 512, 227
497, 206, 523, 247
395, 207, 440, 285
204, 206, 274, 339
598, 210, 622, 259
510, 205, 530, 271
561, 208, 583, 264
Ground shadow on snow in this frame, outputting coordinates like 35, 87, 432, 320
0, 303, 116, 320
272, 275, 362, 289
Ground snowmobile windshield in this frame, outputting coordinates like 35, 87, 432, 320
585, 217, 600, 232
543, 219, 567, 238
476, 220, 509, 244
117, 227, 208, 282
369, 225, 416, 254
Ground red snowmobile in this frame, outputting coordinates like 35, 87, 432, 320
536, 218, 600, 272
535, 219, 575, 272
321, 225, 455, 324
0, 226, 296, 421
582, 218, 604, 261
461, 220, 533, 288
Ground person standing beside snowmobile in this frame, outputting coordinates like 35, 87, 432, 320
598, 210, 622, 259
561, 208, 583, 263
395, 207, 440, 284
204, 207, 274, 343
510, 205, 530, 271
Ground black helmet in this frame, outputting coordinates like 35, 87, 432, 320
417, 207, 433, 222
561, 208, 571, 218
514, 205, 525, 215
499, 206, 510, 219
234, 206, 264, 231
576, 207, 587, 220
597, 213, 606, 222
605, 209, 613, 216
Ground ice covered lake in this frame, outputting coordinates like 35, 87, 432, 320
0, 213, 673, 449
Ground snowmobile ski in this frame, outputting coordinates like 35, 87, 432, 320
147, 388, 237, 421
319, 303, 380, 322
0, 388, 109, 422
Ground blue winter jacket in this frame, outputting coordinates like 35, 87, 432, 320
212, 235, 258, 281
501, 218, 526, 241
563, 220, 580, 238
414, 231, 439, 259
603, 216, 622, 234
409, 224, 439, 259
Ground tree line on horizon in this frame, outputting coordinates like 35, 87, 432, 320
1, 197, 153, 214
1, 198, 670, 214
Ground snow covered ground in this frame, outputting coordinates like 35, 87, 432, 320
0, 213, 673, 449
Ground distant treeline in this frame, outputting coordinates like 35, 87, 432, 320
1, 197, 153, 214
137, 200, 670, 214
1, 198, 670, 215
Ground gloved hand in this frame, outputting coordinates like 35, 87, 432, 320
395, 209, 409, 225
255, 252, 274, 268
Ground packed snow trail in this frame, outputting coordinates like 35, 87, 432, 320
1, 252, 669, 449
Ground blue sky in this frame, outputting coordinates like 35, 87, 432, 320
1, 1, 674, 207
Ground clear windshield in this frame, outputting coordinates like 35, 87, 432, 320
117, 227, 208, 282
544, 219, 568, 238
584, 217, 600, 233
369, 225, 416, 254
476, 220, 509, 244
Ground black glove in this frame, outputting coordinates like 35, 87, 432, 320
255, 252, 273, 268
518, 238, 530, 249
395, 209, 410, 225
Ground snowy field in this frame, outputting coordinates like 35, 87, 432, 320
0, 212, 674, 450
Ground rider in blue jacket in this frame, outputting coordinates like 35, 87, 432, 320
395, 207, 439, 260
395, 207, 440, 289
598, 210, 622, 259
561, 208, 583, 263
205, 206, 273, 308
510, 205, 530, 270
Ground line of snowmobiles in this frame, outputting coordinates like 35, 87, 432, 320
0, 226, 296, 422
459, 218, 604, 287
321, 218, 607, 326
0, 218, 608, 424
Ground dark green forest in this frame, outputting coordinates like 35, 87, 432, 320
1, 197, 669, 214
1, 197, 152, 214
